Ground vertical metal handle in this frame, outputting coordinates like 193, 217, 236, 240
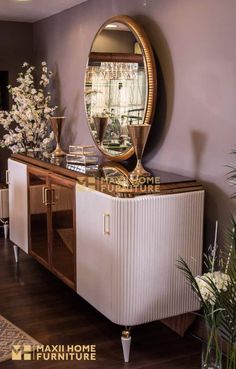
42, 187, 56, 205
103, 213, 110, 235
6, 170, 9, 185
51, 189, 56, 205
42, 186, 50, 205
45, 188, 50, 206
42, 186, 46, 204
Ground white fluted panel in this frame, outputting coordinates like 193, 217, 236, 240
8, 159, 28, 253
76, 187, 204, 326
111, 191, 204, 325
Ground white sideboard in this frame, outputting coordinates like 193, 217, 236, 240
8, 154, 204, 362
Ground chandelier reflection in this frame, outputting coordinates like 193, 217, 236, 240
87, 62, 139, 81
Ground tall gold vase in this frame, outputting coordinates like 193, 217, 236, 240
93, 116, 109, 148
128, 124, 151, 178
50, 116, 66, 157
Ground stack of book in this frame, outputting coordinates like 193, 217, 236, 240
66, 145, 99, 165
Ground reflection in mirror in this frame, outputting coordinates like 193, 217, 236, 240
85, 20, 148, 158
100, 161, 131, 187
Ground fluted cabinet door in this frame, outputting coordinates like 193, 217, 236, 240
8, 159, 28, 253
76, 187, 204, 326
111, 191, 204, 326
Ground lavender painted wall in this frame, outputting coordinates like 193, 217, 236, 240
0, 21, 33, 84
0, 21, 33, 177
33, 0, 236, 244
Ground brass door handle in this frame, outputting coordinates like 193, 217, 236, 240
42, 186, 50, 205
6, 170, 9, 185
45, 188, 50, 205
51, 189, 56, 205
103, 213, 110, 235
42, 186, 46, 204
42, 187, 57, 206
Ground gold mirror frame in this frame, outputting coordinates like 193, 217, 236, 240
85, 15, 157, 161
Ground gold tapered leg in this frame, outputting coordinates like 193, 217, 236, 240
121, 327, 131, 363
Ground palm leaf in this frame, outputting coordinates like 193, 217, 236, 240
177, 258, 213, 321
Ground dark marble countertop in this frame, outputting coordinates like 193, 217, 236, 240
12, 152, 192, 184
11, 152, 202, 197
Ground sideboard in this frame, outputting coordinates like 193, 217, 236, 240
8, 153, 204, 362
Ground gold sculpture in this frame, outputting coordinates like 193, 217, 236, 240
50, 116, 66, 157
128, 124, 151, 178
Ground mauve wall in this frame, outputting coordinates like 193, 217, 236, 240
34, 0, 236, 245
0, 21, 33, 177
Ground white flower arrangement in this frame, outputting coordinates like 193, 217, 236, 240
195, 271, 230, 305
0, 61, 57, 153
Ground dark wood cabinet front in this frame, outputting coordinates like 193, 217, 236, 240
28, 167, 76, 290
28, 167, 49, 267
49, 175, 76, 290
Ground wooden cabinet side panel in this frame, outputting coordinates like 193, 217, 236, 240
0, 188, 9, 218
8, 159, 28, 253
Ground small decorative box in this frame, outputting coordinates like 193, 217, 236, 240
69, 145, 97, 156
66, 154, 99, 165
66, 163, 98, 173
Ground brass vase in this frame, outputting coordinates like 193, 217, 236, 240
128, 124, 151, 178
50, 116, 66, 157
93, 116, 109, 148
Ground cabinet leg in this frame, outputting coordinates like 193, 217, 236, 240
13, 245, 19, 263
3, 223, 8, 239
121, 327, 131, 363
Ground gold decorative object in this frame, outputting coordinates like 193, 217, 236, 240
93, 116, 109, 148
128, 124, 151, 178
50, 116, 66, 157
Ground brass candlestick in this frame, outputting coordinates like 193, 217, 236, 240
50, 116, 66, 157
93, 116, 109, 148
128, 124, 151, 178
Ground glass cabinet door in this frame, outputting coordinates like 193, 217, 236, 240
49, 175, 76, 290
28, 168, 49, 266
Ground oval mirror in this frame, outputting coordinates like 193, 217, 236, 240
84, 15, 157, 161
